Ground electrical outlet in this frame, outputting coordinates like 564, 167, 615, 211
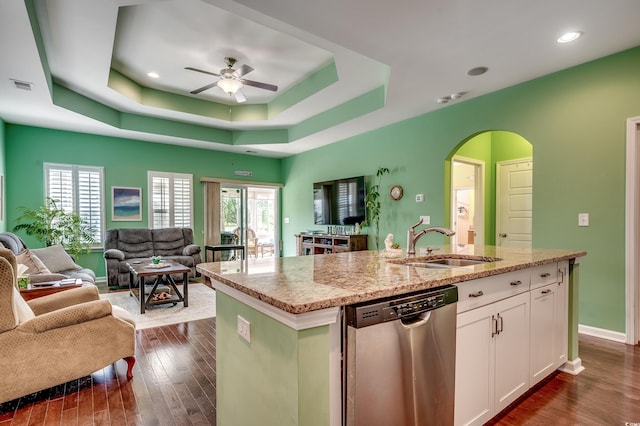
416, 194, 424, 202
578, 213, 589, 227
420, 215, 431, 225
237, 315, 251, 343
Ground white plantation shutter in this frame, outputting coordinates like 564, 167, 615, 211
148, 171, 192, 228
44, 163, 104, 243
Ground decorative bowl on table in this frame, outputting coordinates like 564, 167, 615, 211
151, 256, 162, 264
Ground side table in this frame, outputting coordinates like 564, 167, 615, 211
20, 279, 84, 301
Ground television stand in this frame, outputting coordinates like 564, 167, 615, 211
295, 233, 368, 256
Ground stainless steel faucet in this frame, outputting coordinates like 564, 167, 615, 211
407, 218, 456, 256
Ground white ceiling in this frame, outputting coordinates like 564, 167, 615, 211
1, 0, 640, 158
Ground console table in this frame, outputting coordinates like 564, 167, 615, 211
295, 233, 368, 256
205, 244, 246, 262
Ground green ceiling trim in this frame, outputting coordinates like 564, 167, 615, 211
232, 129, 290, 146
289, 86, 386, 141
267, 60, 339, 118
53, 81, 386, 148
53, 84, 122, 127
24, 0, 53, 97
120, 113, 232, 143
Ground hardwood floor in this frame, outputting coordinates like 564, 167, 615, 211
1, 323, 639, 425
0, 319, 216, 426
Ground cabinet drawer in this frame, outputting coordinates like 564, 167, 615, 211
457, 269, 530, 313
530, 263, 559, 290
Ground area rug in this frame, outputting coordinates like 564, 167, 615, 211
100, 283, 216, 330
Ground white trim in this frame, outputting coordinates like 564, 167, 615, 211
625, 116, 640, 345
212, 280, 340, 331
558, 358, 585, 375
578, 324, 627, 343
451, 155, 485, 246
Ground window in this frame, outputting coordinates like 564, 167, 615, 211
148, 171, 193, 228
44, 163, 104, 244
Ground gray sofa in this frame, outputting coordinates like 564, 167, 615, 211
103, 228, 201, 287
0, 232, 96, 285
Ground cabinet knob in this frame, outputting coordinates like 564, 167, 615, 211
499, 233, 507, 238
469, 290, 484, 298
540, 272, 551, 278
510, 280, 522, 286
541, 289, 552, 295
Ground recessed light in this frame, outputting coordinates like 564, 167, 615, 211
557, 31, 582, 44
467, 66, 488, 76
147, 72, 160, 79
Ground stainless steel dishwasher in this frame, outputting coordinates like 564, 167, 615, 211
344, 285, 458, 426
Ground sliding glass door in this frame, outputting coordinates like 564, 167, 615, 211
220, 185, 278, 258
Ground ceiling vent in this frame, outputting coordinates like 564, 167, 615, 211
11, 79, 32, 91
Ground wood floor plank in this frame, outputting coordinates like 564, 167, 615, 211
4, 317, 639, 426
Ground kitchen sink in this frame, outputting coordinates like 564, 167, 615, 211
389, 255, 502, 269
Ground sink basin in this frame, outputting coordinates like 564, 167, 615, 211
389, 255, 502, 269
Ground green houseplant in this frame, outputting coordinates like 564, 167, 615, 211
13, 198, 97, 258
362, 166, 390, 250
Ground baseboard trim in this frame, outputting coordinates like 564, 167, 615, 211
578, 324, 626, 343
559, 357, 585, 375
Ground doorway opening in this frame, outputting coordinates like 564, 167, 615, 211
221, 186, 279, 259
625, 116, 640, 345
451, 157, 484, 246
447, 131, 533, 248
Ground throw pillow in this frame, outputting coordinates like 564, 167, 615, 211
15, 250, 52, 275
31, 245, 81, 273
12, 286, 35, 323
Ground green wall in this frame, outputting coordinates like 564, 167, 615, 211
216, 292, 330, 426
4, 125, 282, 277
282, 46, 640, 333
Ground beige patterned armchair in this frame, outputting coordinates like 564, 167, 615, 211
0, 248, 136, 404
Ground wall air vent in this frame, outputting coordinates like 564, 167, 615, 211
11, 79, 32, 91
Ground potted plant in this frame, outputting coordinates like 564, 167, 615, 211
13, 198, 97, 258
362, 166, 389, 250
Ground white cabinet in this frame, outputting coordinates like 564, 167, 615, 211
455, 261, 570, 426
455, 291, 530, 426
530, 261, 568, 385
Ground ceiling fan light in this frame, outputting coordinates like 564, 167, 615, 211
217, 78, 243, 94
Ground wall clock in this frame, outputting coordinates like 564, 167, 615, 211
390, 185, 403, 201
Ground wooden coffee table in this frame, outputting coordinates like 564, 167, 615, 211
127, 260, 190, 314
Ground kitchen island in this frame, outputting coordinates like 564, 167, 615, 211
197, 245, 586, 426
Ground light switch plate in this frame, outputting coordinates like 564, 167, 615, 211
578, 213, 589, 227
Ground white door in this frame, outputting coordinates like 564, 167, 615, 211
496, 159, 532, 248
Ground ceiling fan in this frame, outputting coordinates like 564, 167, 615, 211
185, 57, 278, 103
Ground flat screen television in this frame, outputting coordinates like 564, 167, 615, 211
313, 176, 366, 225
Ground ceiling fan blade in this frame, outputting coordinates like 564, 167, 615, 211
233, 64, 254, 78
234, 90, 247, 103
190, 81, 219, 95
241, 79, 278, 92
185, 67, 220, 77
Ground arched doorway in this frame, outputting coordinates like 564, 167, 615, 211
446, 131, 533, 247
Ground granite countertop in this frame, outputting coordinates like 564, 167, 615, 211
196, 245, 586, 314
